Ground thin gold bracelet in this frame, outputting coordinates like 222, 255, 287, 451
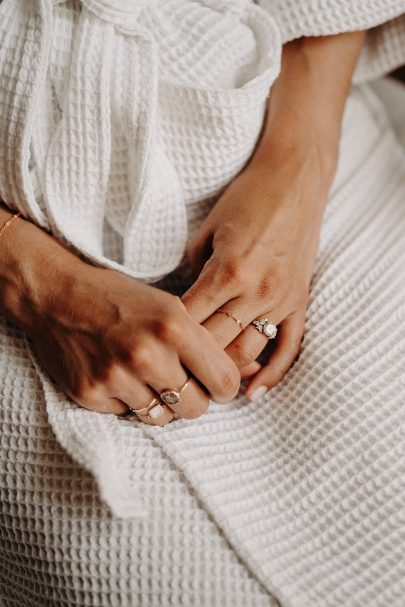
0, 212, 21, 240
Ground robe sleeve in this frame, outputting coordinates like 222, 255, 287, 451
256, 0, 405, 82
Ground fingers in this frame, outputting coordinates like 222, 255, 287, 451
72, 391, 130, 417
127, 397, 174, 426
175, 316, 241, 404
88, 293, 242, 425
130, 352, 210, 421
201, 308, 245, 349
240, 361, 262, 379
111, 350, 209, 422
132, 399, 175, 427
199, 298, 269, 351
181, 256, 240, 324
224, 310, 283, 369
108, 367, 175, 426
67, 384, 170, 423
245, 310, 305, 398
161, 377, 210, 420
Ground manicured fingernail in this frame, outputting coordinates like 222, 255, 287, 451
249, 385, 267, 402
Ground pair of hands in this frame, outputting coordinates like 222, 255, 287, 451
23, 143, 332, 426
2, 33, 363, 425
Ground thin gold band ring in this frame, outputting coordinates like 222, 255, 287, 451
215, 308, 245, 330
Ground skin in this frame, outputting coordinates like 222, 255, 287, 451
0, 214, 240, 425
182, 31, 366, 399
0, 31, 365, 424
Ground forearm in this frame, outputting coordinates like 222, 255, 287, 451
0, 204, 83, 333
252, 31, 366, 192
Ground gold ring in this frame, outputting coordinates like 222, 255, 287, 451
128, 397, 166, 420
215, 308, 245, 330
128, 377, 190, 419
160, 377, 190, 407
251, 318, 278, 339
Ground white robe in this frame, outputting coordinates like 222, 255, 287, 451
0, 1, 405, 605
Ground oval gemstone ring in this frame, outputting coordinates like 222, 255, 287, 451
160, 378, 190, 407
251, 318, 278, 339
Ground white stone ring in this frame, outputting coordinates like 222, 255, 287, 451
128, 397, 167, 420
251, 318, 278, 339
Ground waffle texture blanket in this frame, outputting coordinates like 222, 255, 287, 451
0, 1, 405, 606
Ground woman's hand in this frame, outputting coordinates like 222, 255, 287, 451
0, 207, 240, 425
182, 32, 365, 399
182, 146, 332, 398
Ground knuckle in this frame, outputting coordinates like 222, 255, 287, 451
104, 365, 126, 391
218, 258, 246, 287
131, 342, 155, 374
154, 311, 182, 344
254, 267, 286, 305
255, 276, 275, 300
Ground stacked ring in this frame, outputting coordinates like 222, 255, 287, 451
128, 397, 166, 420
128, 378, 191, 420
251, 318, 278, 339
160, 378, 190, 406
215, 308, 245, 330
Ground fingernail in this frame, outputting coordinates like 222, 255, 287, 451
249, 385, 267, 402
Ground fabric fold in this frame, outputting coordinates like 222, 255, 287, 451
27, 338, 148, 519
44, 7, 113, 254
1, 1, 405, 604
0, 0, 51, 227
19, 82, 405, 605
257, 0, 405, 82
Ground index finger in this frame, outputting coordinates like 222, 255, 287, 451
177, 315, 241, 403
181, 259, 237, 323
202, 308, 245, 349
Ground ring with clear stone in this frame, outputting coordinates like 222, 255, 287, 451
251, 318, 278, 339
159, 378, 190, 407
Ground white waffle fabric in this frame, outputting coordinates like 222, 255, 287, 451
0, 1, 405, 606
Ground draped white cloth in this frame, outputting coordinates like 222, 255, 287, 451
1, 0, 404, 280
0, 1, 405, 606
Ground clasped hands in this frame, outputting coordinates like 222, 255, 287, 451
6, 34, 360, 425
24, 144, 332, 427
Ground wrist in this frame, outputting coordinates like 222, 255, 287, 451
253, 106, 339, 189
250, 33, 365, 193
250, 135, 337, 213
0, 212, 86, 334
